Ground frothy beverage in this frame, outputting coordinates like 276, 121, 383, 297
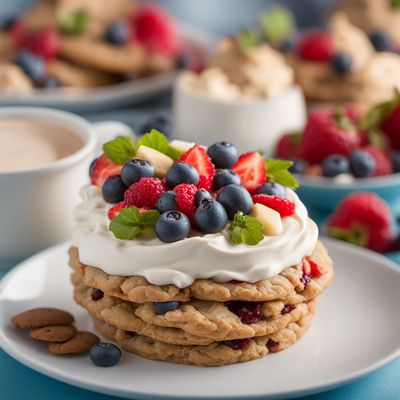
0, 118, 84, 172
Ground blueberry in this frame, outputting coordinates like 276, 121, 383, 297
139, 113, 172, 138
194, 200, 228, 233
39, 76, 62, 88
321, 154, 350, 177
216, 184, 253, 219
289, 158, 308, 174
279, 36, 295, 53
1, 16, 18, 31
102, 176, 127, 203
256, 182, 286, 197
194, 189, 213, 207
104, 22, 129, 45
176, 54, 189, 69
90, 342, 121, 367
89, 158, 98, 177
121, 159, 154, 187
213, 169, 241, 190
155, 211, 190, 242
153, 301, 180, 315
349, 150, 375, 178
391, 151, 400, 173
330, 52, 353, 74
369, 31, 394, 52
166, 162, 199, 187
207, 141, 238, 169
156, 191, 177, 213
14, 50, 46, 82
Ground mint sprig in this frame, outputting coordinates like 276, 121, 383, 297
103, 136, 135, 165
265, 158, 299, 188
238, 28, 259, 51
259, 7, 295, 45
229, 212, 264, 246
135, 129, 182, 160
59, 10, 89, 35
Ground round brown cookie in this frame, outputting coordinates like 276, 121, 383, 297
12, 308, 74, 329
30, 325, 77, 342
92, 307, 315, 366
69, 241, 333, 303
48, 331, 99, 355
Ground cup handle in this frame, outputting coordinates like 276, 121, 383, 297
92, 120, 135, 155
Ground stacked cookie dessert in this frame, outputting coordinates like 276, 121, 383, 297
70, 132, 333, 366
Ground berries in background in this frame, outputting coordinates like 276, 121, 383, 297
213, 169, 241, 190
296, 31, 333, 62
90, 342, 121, 367
327, 192, 393, 253
391, 151, 400, 173
207, 141, 238, 169
104, 22, 129, 45
173, 183, 198, 219
14, 50, 46, 82
153, 301, 180, 315
253, 194, 295, 217
194, 189, 213, 207
138, 113, 172, 138
124, 177, 165, 208
194, 200, 228, 233
166, 162, 199, 188
231, 152, 266, 193
256, 182, 286, 197
380, 104, 400, 150
369, 30, 394, 52
155, 210, 190, 243
216, 184, 253, 219
91, 154, 122, 187
121, 159, 154, 187
38, 76, 62, 88
156, 191, 177, 213
1, 16, 18, 32
349, 150, 375, 178
321, 154, 350, 177
288, 158, 308, 174
276, 132, 302, 159
330, 52, 353, 74
362, 145, 393, 176
102, 176, 127, 203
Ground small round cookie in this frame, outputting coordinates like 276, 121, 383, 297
48, 331, 100, 355
30, 325, 77, 342
12, 308, 74, 329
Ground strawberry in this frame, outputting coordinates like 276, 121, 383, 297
276, 132, 302, 159
252, 194, 295, 217
129, 4, 180, 56
300, 110, 361, 164
108, 202, 126, 220
302, 257, 322, 278
178, 145, 215, 191
380, 105, 400, 150
173, 183, 198, 219
124, 177, 165, 208
14, 27, 60, 60
91, 154, 122, 187
296, 31, 333, 62
231, 152, 266, 193
362, 145, 393, 176
327, 192, 393, 253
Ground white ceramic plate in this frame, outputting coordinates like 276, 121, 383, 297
0, 25, 214, 112
1, 238, 400, 400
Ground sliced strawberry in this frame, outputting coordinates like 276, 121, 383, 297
91, 154, 122, 187
178, 145, 215, 191
108, 202, 126, 220
231, 152, 266, 193
302, 257, 322, 278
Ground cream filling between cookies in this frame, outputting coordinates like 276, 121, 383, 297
72, 185, 318, 288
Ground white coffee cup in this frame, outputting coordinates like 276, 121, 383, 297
0, 107, 132, 262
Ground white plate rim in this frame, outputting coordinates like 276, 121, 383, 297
1, 238, 400, 400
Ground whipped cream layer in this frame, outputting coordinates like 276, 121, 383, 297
72, 185, 318, 288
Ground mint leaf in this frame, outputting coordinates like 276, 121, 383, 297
103, 136, 134, 165
59, 10, 89, 35
259, 7, 294, 45
392, 0, 400, 9
166, 146, 184, 160
265, 158, 299, 188
109, 207, 160, 240
135, 129, 181, 160
229, 212, 264, 246
238, 28, 259, 51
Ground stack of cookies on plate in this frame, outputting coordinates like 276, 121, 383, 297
69, 241, 333, 366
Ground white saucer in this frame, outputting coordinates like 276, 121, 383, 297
1, 238, 400, 399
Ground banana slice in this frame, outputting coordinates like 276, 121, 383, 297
136, 145, 173, 178
251, 203, 283, 236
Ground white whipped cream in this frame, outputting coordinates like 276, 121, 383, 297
72, 185, 318, 288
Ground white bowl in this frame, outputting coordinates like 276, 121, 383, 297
172, 80, 306, 153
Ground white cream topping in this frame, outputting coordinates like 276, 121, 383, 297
72, 185, 318, 288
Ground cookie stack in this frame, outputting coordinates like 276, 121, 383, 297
69, 241, 333, 366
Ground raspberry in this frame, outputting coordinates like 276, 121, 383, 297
296, 31, 333, 62
173, 183, 198, 218
252, 194, 295, 217
124, 177, 165, 208
107, 202, 126, 220
362, 145, 393, 176
224, 338, 251, 350
227, 301, 262, 325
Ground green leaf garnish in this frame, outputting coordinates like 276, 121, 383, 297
259, 7, 295, 45
229, 212, 264, 246
59, 10, 89, 35
103, 136, 135, 165
109, 207, 160, 240
135, 129, 181, 160
265, 158, 299, 188
238, 28, 259, 51
392, 0, 400, 9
